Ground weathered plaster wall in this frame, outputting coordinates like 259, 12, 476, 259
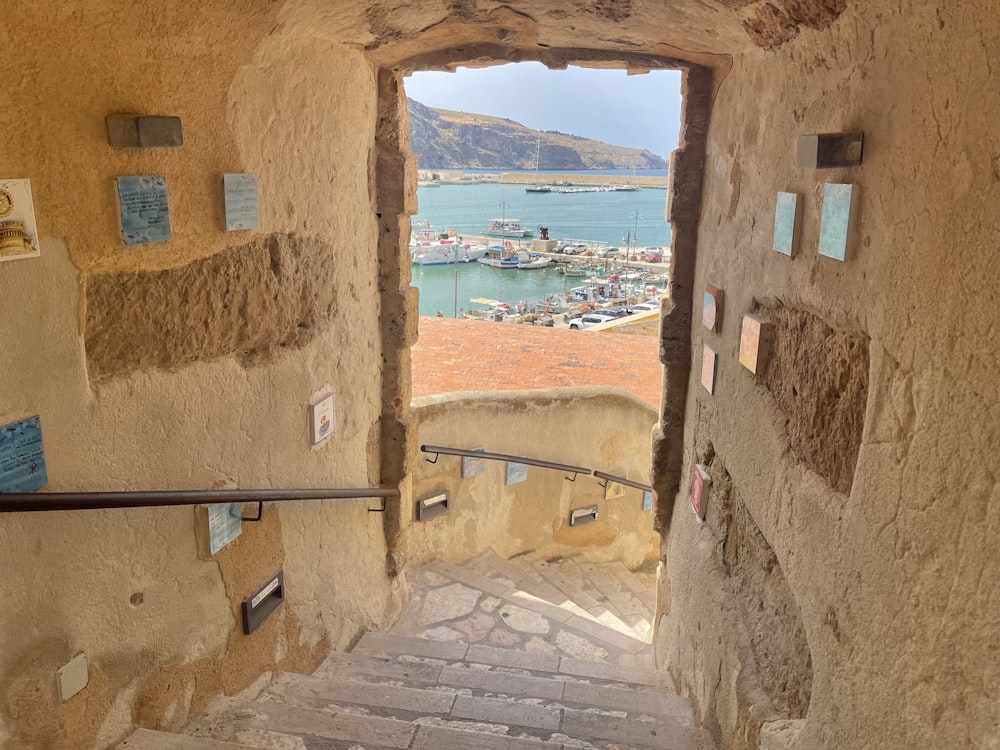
401, 390, 659, 570
657, 3, 1000, 749
1, 4, 402, 748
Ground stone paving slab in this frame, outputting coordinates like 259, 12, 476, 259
562, 681, 694, 721
506, 590, 576, 624
119, 729, 258, 750
199, 698, 417, 749
315, 651, 444, 684
267, 673, 457, 715
412, 725, 565, 750
355, 632, 468, 661
428, 560, 515, 598
564, 614, 648, 654
558, 657, 670, 688
440, 665, 566, 700
452, 695, 563, 730
466, 644, 562, 673
561, 709, 700, 748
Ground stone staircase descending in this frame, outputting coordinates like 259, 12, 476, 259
118, 551, 714, 750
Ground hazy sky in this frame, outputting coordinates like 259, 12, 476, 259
405, 63, 682, 159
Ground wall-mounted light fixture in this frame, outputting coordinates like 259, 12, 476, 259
241, 570, 284, 635
797, 132, 863, 169
106, 114, 184, 148
416, 491, 450, 521
569, 504, 599, 527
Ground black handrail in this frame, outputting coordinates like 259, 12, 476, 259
593, 471, 653, 493
420, 445, 651, 492
0, 488, 399, 513
420, 444, 591, 477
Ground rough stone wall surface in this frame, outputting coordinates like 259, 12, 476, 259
403, 390, 659, 570
755, 303, 869, 494
2, 4, 400, 748
86, 234, 343, 380
658, 3, 1000, 749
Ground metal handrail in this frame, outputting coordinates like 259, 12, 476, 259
593, 471, 653, 493
420, 445, 651, 492
0, 487, 399, 514
420, 444, 591, 478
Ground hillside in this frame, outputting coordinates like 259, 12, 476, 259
407, 98, 668, 171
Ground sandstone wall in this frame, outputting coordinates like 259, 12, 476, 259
656, 4, 1000, 749
402, 390, 659, 570
1, 4, 403, 748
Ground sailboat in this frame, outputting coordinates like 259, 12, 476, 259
525, 136, 552, 194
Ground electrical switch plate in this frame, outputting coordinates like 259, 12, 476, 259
309, 392, 335, 446
57, 653, 88, 702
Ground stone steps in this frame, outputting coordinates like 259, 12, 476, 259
421, 555, 652, 657
119, 555, 709, 750
464, 550, 656, 644
118, 730, 257, 749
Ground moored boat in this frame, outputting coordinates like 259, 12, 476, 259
484, 218, 533, 238
412, 241, 488, 265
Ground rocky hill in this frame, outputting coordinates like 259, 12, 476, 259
408, 98, 668, 171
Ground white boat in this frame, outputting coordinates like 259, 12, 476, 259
484, 219, 533, 238
412, 241, 488, 265
479, 248, 552, 270
410, 221, 487, 265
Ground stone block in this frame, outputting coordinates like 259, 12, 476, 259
452, 695, 562, 730
439, 665, 565, 700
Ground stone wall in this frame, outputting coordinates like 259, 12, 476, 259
656, 4, 1000, 749
401, 390, 660, 570
1, 4, 404, 747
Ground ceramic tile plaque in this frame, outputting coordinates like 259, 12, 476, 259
115, 175, 172, 245
703, 284, 723, 331
701, 344, 717, 394
739, 314, 772, 374
462, 448, 486, 479
818, 183, 857, 261
605, 481, 626, 500
208, 502, 243, 555
506, 461, 528, 486
223, 173, 259, 231
642, 490, 653, 511
0, 179, 40, 262
690, 464, 711, 522
0, 416, 48, 493
772, 191, 801, 257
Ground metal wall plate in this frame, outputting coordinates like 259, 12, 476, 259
241, 570, 284, 635
416, 491, 449, 521
570, 504, 599, 526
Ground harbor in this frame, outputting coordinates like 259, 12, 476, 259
412, 177, 671, 323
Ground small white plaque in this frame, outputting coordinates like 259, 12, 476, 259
57, 653, 88, 702
310, 392, 335, 445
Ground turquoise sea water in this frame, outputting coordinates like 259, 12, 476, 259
413, 180, 672, 317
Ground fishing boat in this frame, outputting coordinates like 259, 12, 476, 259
484, 218, 533, 238
555, 265, 590, 278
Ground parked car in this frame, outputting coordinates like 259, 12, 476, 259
562, 243, 588, 255
599, 307, 633, 317
643, 247, 664, 262
568, 313, 617, 329
630, 302, 660, 313
596, 247, 620, 258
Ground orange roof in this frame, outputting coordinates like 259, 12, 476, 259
411, 317, 663, 408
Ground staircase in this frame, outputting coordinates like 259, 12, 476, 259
119, 551, 714, 749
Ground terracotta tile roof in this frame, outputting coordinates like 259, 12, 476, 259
412, 318, 663, 408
